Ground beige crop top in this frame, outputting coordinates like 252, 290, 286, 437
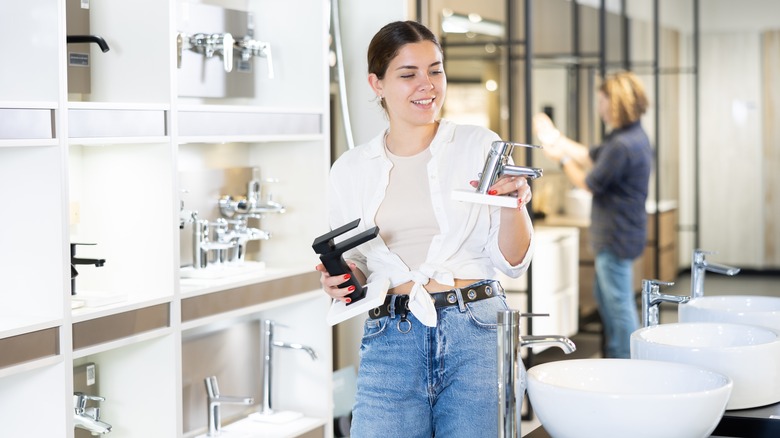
375, 146, 439, 271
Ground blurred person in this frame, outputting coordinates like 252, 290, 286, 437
533, 71, 651, 358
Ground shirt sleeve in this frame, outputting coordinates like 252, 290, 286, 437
327, 158, 369, 277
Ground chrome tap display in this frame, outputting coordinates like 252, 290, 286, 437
641, 279, 690, 327
691, 249, 741, 298
219, 177, 286, 219
73, 393, 112, 435
497, 310, 575, 438
205, 376, 254, 437
260, 320, 317, 417
234, 15, 274, 80
177, 31, 235, 72
192, 219, 236, 270
452, 141, 543, 208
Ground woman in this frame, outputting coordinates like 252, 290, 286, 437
533, 71, 652, 359
315, 21, 534, 437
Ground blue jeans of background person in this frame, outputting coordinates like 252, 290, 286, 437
594, 249, 639, 358
350, 294, 508, 438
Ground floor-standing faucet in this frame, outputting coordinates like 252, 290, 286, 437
497, 310, 576, 438
261, 320, 318, 416
204, 376, 254, 436
691, 249, 741, 298
642, 279, 690, 327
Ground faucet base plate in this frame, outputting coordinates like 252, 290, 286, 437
451, 190, 519, 208
326, 278, 389, 326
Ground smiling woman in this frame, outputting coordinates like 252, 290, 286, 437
314, 20, 537, 438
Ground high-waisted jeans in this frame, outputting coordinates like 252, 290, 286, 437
350, 294, 509, 438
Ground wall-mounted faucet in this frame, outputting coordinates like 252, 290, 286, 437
234, 36, 274, 79
67, 35, 110, 53
641, 279, 691, 327
70, 243, 106, 295
219, 177, 286, 219
260, 320, 317, 416
177, 32, 235, 72
497, 310, 576, 438
73, 393, 112, 435
204, 376, 254, 437
691, 249, 741, 299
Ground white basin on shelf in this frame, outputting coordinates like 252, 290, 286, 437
527, 358, 732, 438
631, 322, 780, 409
679, 295, 780, 333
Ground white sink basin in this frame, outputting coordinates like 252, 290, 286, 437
527, 359, 732, 438
679, 295, 780, 333
631, 322, 780, 409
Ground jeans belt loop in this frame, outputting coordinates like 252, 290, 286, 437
388, 294, 398, 319
453, 288, 466, 312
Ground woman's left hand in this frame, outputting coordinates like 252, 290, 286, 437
470, 176, 532, 210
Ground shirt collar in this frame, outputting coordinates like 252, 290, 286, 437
363, 119, 456, 159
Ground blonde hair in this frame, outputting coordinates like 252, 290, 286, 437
599, 72, 649, 129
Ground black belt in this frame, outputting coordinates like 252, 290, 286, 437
368, 280, 503, 319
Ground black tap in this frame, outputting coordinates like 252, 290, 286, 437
70, 243, 106, 296
66, 35, 110, 53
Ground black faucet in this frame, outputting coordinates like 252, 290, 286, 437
66, 35, 111, 53
71, 243, 106, 296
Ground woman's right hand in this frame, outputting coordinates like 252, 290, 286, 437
315, 262, 358, 303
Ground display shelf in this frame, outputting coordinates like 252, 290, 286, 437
0, 362, 68, 437
68, 101, 169, 142
72, 335, 179, 438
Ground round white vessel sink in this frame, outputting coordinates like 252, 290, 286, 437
679, 295, 780, 333
631, 322, 780, 409
527, 359, 732, 438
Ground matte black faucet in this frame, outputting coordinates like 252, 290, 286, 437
70, 243, 106, 295
66, 35, 111, 53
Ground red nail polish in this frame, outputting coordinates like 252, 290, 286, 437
348, 285, 356, 292
488, 189, 498, 195
344, 298, 352, 304
343, 274, 351, 280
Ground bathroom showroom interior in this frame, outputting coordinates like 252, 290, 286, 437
1, 0, 779, 437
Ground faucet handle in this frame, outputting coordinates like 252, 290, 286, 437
74, 392, 105, 411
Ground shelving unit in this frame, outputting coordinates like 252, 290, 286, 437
0, 1, 332, 437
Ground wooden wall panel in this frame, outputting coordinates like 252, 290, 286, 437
699, 32, 764, 267
762, 30, 780, 266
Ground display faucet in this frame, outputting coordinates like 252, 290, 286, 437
73, 393, 112, 435
691, 249, 741, 298
192, 219, 236, 270
497, 310, 576, 438
642, 279, 691, 327
260, 320, 317, 416
177, 32, 235, 72
204, 376, 254, 437
66, 35, 110, 53
219, 178, 286, 218
70, 243, 106, 295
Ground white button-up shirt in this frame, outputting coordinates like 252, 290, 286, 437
327, 119, 533, 326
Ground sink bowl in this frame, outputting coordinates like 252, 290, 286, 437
631, 322, 780, 409
679, 295, 780, 333
527, 359, 732, 438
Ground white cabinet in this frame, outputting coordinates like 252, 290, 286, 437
0, 1, 331, 437
498, 227, 580, 351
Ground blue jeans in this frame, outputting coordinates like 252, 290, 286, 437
594, 249, 640, 358
350, 294, 508, 438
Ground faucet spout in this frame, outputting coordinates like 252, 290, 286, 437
642, 279, 690, 327
520, 335, 577, 354
261, 320, 318, 416
205, 376, 254, 437
497, 310, 576, 438
73, 393, 112, 435
691, 249, 741, 298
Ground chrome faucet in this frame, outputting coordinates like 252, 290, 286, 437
691, 249, 741, 298
205, 376, 254, 437
73, 393, 112, 435
260, 320, 317, 416
476, 141, 544, 196
219, 178, 286, 219
177, 32, 235, 72
497, 310, 576, 438
233, 12, 275, 79
642, 279, 691, 327
192, 219, 237, 269
212, 218, 271, 265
